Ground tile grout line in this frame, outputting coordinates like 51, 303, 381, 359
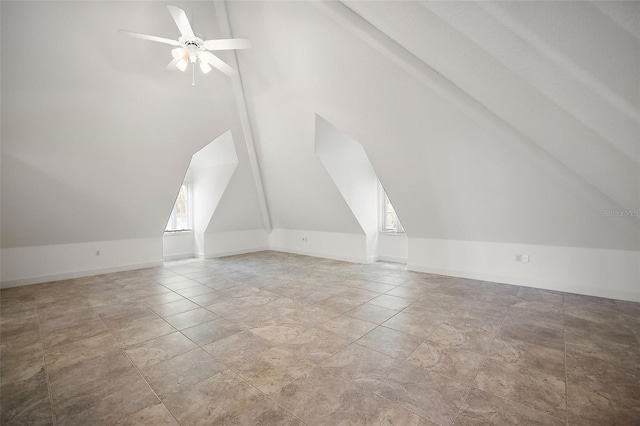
91, 295, 183, 426
563, 295, 570, 426
449, 285, 516, 425
360, 298, 455, 426
34, 304, 57, 426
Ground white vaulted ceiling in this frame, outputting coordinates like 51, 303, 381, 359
1, 1, 264, 248
226, 0, 639, 250
1, 1, 638, 254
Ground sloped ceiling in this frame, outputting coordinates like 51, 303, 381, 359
227, 0, 638, 250
1, 1, 263, 248
1, 1, 638, 253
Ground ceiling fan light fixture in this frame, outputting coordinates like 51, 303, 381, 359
171, 47, 186, 60
121, 5, 251, 78
199, 60, 212, 74
176, 57, 189, 72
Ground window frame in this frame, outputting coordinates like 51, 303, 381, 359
165, 183, 192, 232
379, 185, 405, 234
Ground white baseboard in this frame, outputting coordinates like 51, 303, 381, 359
1, 238, 163, 289
269, 229, 368, 264
270, 246, 366, 264
205, 246, 269, 259
1, 261, 163, 289
203, 230, 269, 258
376, 255, 408, 264
408, 238, 640, 302
163, 253, 195, 262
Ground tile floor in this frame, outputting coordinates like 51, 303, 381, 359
1, 251, 639, 425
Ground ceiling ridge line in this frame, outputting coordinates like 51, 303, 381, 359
311, 0, 637, 233
214, 0, 272, 232
423, 0, 639, 170
474, 1, 638, 124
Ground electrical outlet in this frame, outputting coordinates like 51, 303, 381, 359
515, 254, 521, 262
302, 237, 308, 242
522, 254, 529, 263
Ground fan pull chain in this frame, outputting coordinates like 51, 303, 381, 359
192, 63, 195, 87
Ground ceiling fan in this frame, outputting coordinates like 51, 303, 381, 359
120, 5, 250, 78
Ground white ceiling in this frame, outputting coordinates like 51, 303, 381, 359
1, 1, 638, 251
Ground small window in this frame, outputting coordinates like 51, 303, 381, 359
166, 184, 192, 232
381, 189, 404, 233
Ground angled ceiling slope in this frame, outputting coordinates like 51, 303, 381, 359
1, 1, 242, 249
228, 0, 638, 250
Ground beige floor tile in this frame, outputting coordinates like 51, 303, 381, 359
286, 304, 339, 327
338, 288, 381, 303
49, 350, 136, 401
1, 252, 639, 426
316, 295, 364, 313
173, 285, 217, 299
187, 291, 231, 307
142, 291, 185, 307
249, 317, 307, 345
151, 299, 200, 318
111, 317, 177, 346
275, 367, 434, 425
378, 362, 470, 425
53, 370, 159, 426
42, 317, 108, 349
181, 318, 244, 346
141, 348, 226, 397
44, 333, 121, 373
345, 303, 399, 324
474, 358, 566, 420
163, 308, 218, 330
203, 330, 272, 367
38, 306, 100, 333
356, 326, 422, 359
234, 347, 315, 395
369, 294, 413, 310
124, 332, 198, 369
407, 340, 486, 383
429, 319, 499, 355
224, 397, 303, 425
456, 388, 564, 425
0, 370, 53, 426
489, 336, 566, 378
318, 315, 377, 341
163, 370, 264, 425
382, 312, 439, 339
566, 382, 640, 426
356, 281, 397, 294
320, 343, 400, 390
279, 327, 349, 362
116, 402, 179, 425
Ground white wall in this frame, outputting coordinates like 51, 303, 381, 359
226, 0, 638, 302
409, 238, 640, 302
162, 232, 194, 261
269, 228, 368, 264
1, 1, 239, 249
1, 238, 162, 288
315, 115, 378, 259
202, 229, 269, 258
189, 131, 239, 256
377, 233, 408, 264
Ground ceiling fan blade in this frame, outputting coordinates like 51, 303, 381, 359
198, 51, 235, 76
167, 5, 195, 38
120, 30, 180, 46
204, 38, 252, 51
